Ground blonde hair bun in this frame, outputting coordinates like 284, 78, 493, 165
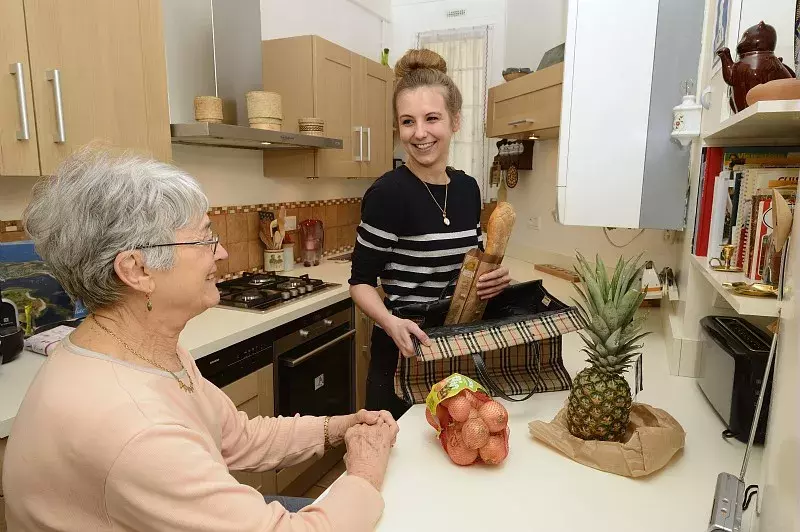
394, 49, 447, 80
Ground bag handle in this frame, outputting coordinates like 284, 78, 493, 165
469, 341, 541, 402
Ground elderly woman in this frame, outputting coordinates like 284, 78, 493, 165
2, 150, 395, 531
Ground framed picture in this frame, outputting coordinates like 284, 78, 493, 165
712, 0, 732, 73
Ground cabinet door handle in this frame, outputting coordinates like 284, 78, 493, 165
9, 63, 30, 140
508, 118, 534, 126
365, 127, 371, 162
354, 126, 363, 161
46, 69, 66, 143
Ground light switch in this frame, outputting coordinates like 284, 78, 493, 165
285, 215, 297, 231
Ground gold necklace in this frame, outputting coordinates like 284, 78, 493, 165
422, 180, 450, 226
91, 315, 195, 393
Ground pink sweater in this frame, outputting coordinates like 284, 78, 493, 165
2, 337, 384, 531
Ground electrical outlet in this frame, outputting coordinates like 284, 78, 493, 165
527, 217, 541, 230
285, 215, 297, 231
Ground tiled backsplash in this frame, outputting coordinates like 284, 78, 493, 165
208, 198, 362, 277
1, 199, 497, 278
0, 198, 363, 277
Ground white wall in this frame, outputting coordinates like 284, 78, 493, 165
262, 0, 389, 62
505, 0, 567, 70
390, 0, 506, 85
0, 178, 39, 220
172, 145, 372, 206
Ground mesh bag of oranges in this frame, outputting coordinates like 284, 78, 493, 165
425, 373, 510, 466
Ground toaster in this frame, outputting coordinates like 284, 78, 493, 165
699, 316, 772, 444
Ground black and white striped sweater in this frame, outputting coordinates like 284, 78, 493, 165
349, 165, 483, 310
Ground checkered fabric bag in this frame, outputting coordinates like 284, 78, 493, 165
393, 280, 583, 404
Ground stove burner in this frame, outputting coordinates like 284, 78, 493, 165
215, 273, 337, 312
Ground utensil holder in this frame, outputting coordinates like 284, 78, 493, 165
264, 250, 285, 272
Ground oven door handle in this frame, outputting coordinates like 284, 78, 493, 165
281, 329, 356, 368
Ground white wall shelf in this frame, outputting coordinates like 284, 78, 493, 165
689, 254, 779, 317
703, 99, 800, 147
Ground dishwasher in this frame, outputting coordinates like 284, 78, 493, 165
274, 300, 355, 417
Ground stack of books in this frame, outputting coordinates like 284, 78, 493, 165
693, 147, 799, 281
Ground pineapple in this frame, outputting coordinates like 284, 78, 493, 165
567, 253, 650, 442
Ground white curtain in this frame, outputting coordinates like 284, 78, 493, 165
417, 26, 490, 199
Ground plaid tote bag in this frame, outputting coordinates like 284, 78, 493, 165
393, 280, 583, 404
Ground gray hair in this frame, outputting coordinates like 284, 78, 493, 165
23, 149, 209, 312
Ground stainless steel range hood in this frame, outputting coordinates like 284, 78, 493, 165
170, 123, 342, 150
162, 0, 341, 151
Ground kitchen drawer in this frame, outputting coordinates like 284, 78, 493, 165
221, 371, 259, 407
487, 63, 564, 139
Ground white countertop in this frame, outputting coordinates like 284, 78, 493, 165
373, 286, 762, 531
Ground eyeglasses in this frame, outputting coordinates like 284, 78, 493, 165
135, 234, 220, 255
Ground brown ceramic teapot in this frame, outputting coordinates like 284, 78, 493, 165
717, 21, 795, 113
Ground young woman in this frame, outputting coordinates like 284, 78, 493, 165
349, 49, 511, 419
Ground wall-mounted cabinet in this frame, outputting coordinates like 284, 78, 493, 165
0, 0, 171, 177
486, 63, 563, 140
556, 0, 704, 230
262, 36, 392, 178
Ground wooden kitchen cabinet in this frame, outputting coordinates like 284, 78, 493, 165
262, 35, 392, 178
221, 365, 277, 495
486, 63, 563, 140
0, 0, 171, 177
0, 0, 40, 176
362, 59, 393, 179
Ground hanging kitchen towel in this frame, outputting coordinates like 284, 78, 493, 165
393, 279, 583, 404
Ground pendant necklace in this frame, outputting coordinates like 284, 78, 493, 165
422, 179, 450, 226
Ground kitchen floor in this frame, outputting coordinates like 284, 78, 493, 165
302, 460, 346, 499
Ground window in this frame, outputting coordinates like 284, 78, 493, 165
417, 26, 491, 199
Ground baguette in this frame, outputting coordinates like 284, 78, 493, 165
444, 202, 516, 324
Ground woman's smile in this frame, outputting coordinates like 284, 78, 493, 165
412, 140, 437, 152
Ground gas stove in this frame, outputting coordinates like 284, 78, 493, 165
216, 273, 340, 313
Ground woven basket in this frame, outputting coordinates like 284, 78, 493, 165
298, 117, 325, 136
249, 116, 282, 131
193, 96, 223, 123
246, 91, 282, 120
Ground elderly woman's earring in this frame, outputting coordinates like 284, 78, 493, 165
146, 293, 153, 312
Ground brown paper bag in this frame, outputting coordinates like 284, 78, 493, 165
528, 402, 685, 477
444, 249, 503, 325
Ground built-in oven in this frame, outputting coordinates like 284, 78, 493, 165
274, 300, 355, 417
